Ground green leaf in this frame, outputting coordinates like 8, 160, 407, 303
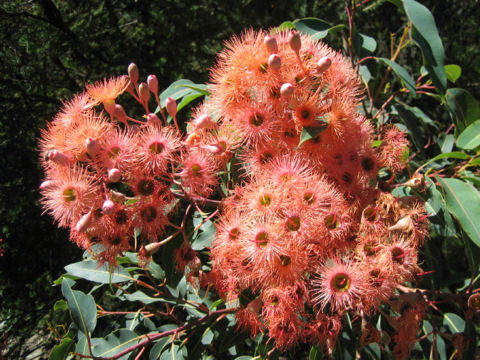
293, 18, 343, 40
65, 260, 133, 284
53, 299, 68, 312
149, 338, 172, 360
439, 133, 454, 153
393, 104, 425, 155
422, 151, 469, 168
49, 337, 74, 360
192, 221, 216, 250
177, 93, 203, 113
298, 123, 328, 146
61, 278, 97, 335
443, 313, 465, 333
403, 0, 446, 93
274, 21, 295, 31
444, 88, 480, 133
91, 329, 141, 360
353, 30, 377, 58
159, 79, 195, 107
445, 64, 461, 83
436, 177, 480, 247
377, 57, 416, 95
124, 290, 169, 305
160, 343, 187, 360
177, 83, 209, 96
457, 120, 480, 150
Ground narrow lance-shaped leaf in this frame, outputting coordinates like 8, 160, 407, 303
377, 58, 416, 95
403, 0, 446, 93
61, 278, 97, 335
294, 17, 344, 40
65, 259, 133, 284
436, 177, 480, 247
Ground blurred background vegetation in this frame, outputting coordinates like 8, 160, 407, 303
0, 0, 478, 358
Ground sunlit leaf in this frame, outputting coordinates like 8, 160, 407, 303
61, 279, 97, 335
444, 88, 480, 133
436, 177, 480, 247
65, 260, 132, 284
456, 120, 480, 150
445, 64, 461, 83
443, 313, 466, 333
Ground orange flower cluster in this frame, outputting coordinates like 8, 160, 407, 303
39, 28, 428, 353
206, 30, 428, 350
39, 74, 185, 263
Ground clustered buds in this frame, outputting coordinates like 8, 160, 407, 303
39, 29, 428, 353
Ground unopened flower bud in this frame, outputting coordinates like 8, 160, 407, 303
403, 175, 424, 189
388, 216, 413, 232
114, 104, 128, 124
107, 168, 122, 183
110, 190, 126, 203
280, 83, 294, 98
128, 63, 139, 84
200, 144, 223, 154
85, 138, 99, 156
268, 54, 281, 71
75, 211, 93, 233
145, 242, 163, 255
147, 75, 158, 94
194, 114, 215, 131
47, 149, 71, 166
165, 97, 177, 117
102, 200, 115, 215
147, 113, 161, 127
316, 56, 332, 73
39, 180, 55, 190
288, 31, 301, 52
263, 35, 278, 53
138, 82, 150, 103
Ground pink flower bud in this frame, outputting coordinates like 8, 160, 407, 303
388, 216, 413, 232
145, 242, 163, 255
47, 149, 71, 166
75, 211, 93, 233
165, 97, 177, 117
103, 99, 115, 115
147, 113, 161, 127
288, 31, 301, 52
280, 83, 294, 98
39, 180, 55, 190
114, 104, 128, 124
85, 138, 99, 156
107, 168, 122, 183
138, 82, 150, 103
102, 200, 115, 215
147, 75, 158, 94
128, 63, 139, 84
263, 35, 278, 53
268, 54, 281, 71
194, 114, 215, 130
316, 56, 332, 73
200, 144, 223, 154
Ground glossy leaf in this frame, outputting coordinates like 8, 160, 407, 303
191, 221, 216, 250
443, 313, 466, 333
159, 79, 196, 107
403, 0, 446, 92
49, 337, 74, 360
149, 337, 172, 360
445, 64, 461, 83
422, 151, 469, 168
444, 88, 480, 133
377, 57, 416, 95
294, 18, 343, 40
124, 290, 170, 305
436, 177, 480, 247
456, 120, 480, 150
91, 329, 141, 360
61, 278, 97, 335
65, 260, 132, 284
